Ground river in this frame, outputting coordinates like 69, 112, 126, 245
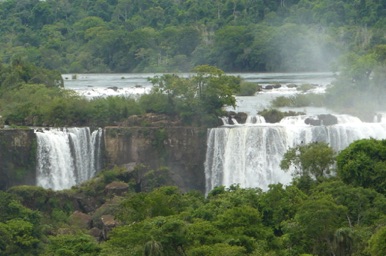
63, 72, 336, 115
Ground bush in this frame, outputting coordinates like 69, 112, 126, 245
258, 109, 305, 123
271, 94, 325, 108
236, 82, 260, 96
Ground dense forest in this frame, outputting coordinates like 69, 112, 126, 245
0, 0, 385, 73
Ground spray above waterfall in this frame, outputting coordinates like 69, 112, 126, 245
35, 127, 103, 190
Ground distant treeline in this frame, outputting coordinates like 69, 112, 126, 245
0, 0, 385, 73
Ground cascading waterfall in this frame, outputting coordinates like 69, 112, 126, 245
205, 115, 386, 194
35, 127, 103, 190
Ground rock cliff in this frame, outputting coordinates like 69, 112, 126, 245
0, 129, 36, 190
104, 126, 207, 193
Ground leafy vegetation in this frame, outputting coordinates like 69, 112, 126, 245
337, 138, 386, 195
0, 62, 240, 127
257, 108, 305, 123
236, 82, 260, 96
0, 0, 384, 73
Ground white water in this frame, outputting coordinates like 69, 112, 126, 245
63, 72, 335, 99
205, 115, 386, 194
35, 127, 103, 190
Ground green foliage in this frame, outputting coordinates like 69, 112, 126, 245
258, 108, 305, 123
367, 226, 386, 256
3, 0, 380, 72
116, 186, 194, 224
312, 180, 386, 227
0, 83, 143, 126
337, 138, 386, 195
281, 142, 336, 181
43, 233, 101, 256
188, 243, 246, 256
0, 59, 63, 93
0, 191, 42, 255
146, 65, 241, 125
236, 82, 260, 96
294, 196, 348, 255
258, 184, 307, 231
271, 93, 325, 108
0, 219, 40, 255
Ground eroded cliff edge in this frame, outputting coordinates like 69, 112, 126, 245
0, 129, 36, 190
104, 126, 207, 193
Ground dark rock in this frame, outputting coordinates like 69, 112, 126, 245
101, 215, 118, 240
104, 126, 207, 193
104, 181, 129, 196
305, 114, 338, 126
89, 227, 102, 241
264, 85, 273, 90
121, 113, 182, 127
107, 86, 119, 91
69, 211, 93, 229
318, 114, 338, 125
224, 111, 248, 124
74, 193, 102, 213
305, 118, 321, 126
0, 129, 36, 190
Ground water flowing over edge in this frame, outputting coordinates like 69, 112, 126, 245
205, 115, 386, 195
35, 127, 103, 190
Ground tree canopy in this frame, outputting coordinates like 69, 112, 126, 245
337, 138, 386, 195
0, 0, 384, 73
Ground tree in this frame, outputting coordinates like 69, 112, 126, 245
146, 65, 241, 125
0, 59, 63, 94
337, 138, 386, 195
367, 226, 386, 256
293, 196, 348, 255
280, 142, 336, 181
258, 184, 307, 232
43, 233, 101, 256
0, 191, 42, 255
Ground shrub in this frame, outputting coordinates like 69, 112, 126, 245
237, 82, 260, 96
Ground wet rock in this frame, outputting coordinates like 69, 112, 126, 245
305, 114, 338, 126
107, 86, 119, 91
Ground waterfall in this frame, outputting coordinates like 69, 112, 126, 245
35, 127, 103, 190
205, 115, 386, 194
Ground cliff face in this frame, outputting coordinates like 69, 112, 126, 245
0, 129, 36, 190
0, 124, 208, 193
104, 126, 207, 193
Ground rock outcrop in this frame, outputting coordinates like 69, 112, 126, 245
0, 129, 36, 190
305, 114, 338, 126
104, 125, 207, 193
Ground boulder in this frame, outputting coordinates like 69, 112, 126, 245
69, 210, 93, 229
104, 181, 129, 196
89, 227, 103, 241
101, 215, 118, 240
305, 114, 338, 126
